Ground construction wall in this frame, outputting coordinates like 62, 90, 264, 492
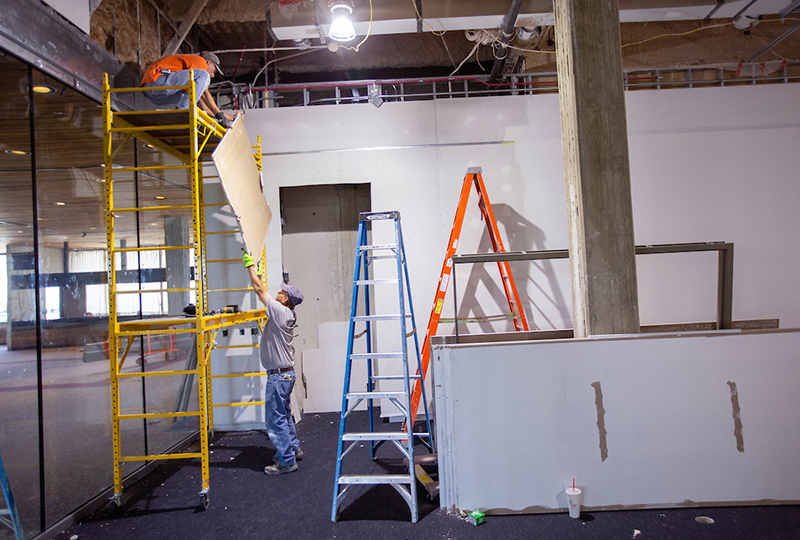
432, 329, 800, 513
229, 82, 800, 418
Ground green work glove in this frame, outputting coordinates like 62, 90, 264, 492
242, 250, 255, 268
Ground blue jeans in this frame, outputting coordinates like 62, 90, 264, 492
142, 69, 210, 109
265, 371, 300, 466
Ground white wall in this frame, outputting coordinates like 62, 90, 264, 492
432, 329, 800, 512
239, 82, 800, 416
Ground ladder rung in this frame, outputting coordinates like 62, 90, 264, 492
359, 244, 397, 251
367, 255, 397, 260
350, 352, 404, 360
347, 391, 407, 400
342, 432, 411, 441
372, 375, 421, 380
353, 314, 412, 321
356, 279, 399, 285
338, 474, 411, 485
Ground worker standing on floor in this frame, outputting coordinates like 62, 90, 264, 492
140, 51, 235, 128
243, 251, 305, 475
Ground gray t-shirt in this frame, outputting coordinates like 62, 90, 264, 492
259, 297, 296, 371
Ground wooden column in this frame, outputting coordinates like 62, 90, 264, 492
554, 0, 640, 337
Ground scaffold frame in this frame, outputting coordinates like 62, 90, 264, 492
102, 72, 269, 510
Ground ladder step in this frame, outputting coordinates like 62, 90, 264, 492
338, 474, 411, 485
342, 432, 413, 441
359, 244, 398, 251
372, 374, 421, 380
350, 352, 404, 360
356, 279, 399, 285
353, 314, 412, 321
347, 391, 407, 400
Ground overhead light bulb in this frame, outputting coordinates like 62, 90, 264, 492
328, 3, 356, 42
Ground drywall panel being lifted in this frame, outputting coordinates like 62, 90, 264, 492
212, 117, 271, 257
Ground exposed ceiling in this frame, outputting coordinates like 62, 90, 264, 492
89, 0, 800, 85
3, 0, 800, 252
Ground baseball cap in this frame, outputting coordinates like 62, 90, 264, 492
200, 51, 224, 75
280, 283, 304, 306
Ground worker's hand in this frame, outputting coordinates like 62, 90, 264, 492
215, 112, 233, 129
242, 249, 255, 268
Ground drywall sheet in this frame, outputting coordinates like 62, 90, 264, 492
212, 117, 271, 257
433, 329, 800, 514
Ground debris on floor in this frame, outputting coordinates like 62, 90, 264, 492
467, 510, 486, 526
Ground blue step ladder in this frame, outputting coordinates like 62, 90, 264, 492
0, 450, 24, 540
331, 211, 433, 523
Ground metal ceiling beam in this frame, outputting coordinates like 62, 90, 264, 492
779, 0, 800, 19
163, 0, 211, 56
0, 0, 138, 109
746, 20, 800, 60
704, 0, 725, 20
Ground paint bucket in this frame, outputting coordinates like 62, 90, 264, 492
565, 487, 582, 518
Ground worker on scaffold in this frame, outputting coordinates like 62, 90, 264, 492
140, 51, 235, 129
243, 251, 305, 475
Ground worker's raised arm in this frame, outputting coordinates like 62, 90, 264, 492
244, 251, 271, 307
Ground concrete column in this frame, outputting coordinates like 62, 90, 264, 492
165, 216, 190, 315
554, 0, 640, 337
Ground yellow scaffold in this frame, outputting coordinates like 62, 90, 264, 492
102, 72, 267, 510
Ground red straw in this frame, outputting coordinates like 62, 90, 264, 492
573, 478, 575, 490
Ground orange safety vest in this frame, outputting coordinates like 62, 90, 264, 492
141, 54, 209, 85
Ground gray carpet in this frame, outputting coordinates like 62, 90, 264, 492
54, 411, 800, 540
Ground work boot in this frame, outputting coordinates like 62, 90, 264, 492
264, 462, 298, 475
273, 449, 304, 464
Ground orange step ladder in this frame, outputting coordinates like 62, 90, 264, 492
408, 167, 530, 428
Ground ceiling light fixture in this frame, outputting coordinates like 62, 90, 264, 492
5, 150, 31, 156
733, 13, 758, 29
31, 85, 56, 95
328, 0, 356, 42
154, 195, 166, 200
55, 202, 67, 206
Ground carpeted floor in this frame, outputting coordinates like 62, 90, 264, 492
54, 411, 800, 540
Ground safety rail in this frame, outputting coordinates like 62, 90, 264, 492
221, 65, 800, 109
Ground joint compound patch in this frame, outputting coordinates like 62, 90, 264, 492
727, 381, 745, 453
591, 381, 608, 462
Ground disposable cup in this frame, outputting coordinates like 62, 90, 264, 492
565, 487, 582, 518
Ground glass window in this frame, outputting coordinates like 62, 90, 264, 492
0, 53, 41, 539
30, 68, 146, 527
0, 49, 203, 535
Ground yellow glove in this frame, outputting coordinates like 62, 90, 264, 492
242, 250, 255, 268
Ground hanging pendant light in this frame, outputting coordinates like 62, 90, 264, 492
328, 1, 356, 42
